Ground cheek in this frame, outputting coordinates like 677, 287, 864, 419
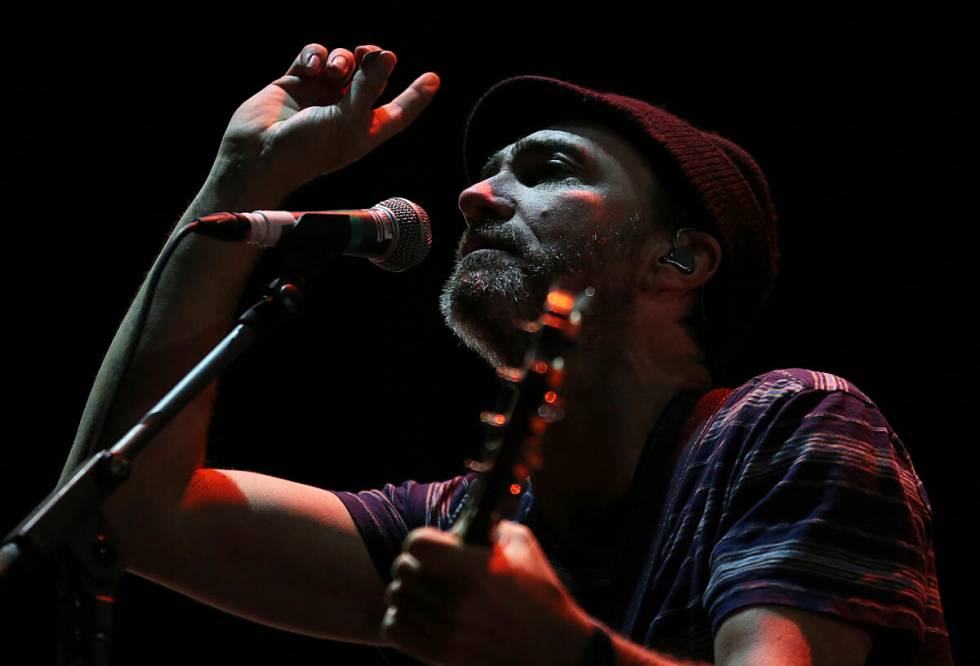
536, 190, 608, 246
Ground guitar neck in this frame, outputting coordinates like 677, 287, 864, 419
451, 287, 591, 545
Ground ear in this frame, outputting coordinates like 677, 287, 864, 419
639, 229, 722, 299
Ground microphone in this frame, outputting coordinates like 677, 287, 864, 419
193, 197, 432, 272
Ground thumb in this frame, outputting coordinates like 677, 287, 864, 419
492, 520, 545, 568
493, 520, 531, 547
368, 71, 441, 147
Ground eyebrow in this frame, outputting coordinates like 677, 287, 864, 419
479, 136, 595, 181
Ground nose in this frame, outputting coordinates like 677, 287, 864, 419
458, 179, 515, 229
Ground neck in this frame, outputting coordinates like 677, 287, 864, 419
529, 330, 710, 540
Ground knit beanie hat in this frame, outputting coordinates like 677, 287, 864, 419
462, 75, 780, 370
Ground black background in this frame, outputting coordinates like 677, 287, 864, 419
2, 9, 969, 664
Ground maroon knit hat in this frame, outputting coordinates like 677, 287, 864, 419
462, 75, 781, 362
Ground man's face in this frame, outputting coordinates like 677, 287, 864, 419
440, 121, 663, 367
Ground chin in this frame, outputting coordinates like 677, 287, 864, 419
439, 257, 547, 368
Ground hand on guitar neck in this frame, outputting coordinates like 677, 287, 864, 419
380, 520, 597, 666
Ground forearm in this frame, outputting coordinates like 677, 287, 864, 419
60, 154, 281, 539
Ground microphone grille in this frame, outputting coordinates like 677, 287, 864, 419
371, 197, 433, 272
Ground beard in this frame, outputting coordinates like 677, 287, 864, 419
439, 214, 648, 368
439, 232, 561, 367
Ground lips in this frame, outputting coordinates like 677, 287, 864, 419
461, 233, 519, 257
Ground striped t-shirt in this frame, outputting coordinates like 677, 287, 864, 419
332, 368, 952, 664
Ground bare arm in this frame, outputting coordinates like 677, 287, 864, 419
712, 605, 872, 666
598, 605, 873, 665
60, 42, 440, 644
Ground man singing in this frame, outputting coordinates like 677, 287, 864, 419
59, 42, 951, 665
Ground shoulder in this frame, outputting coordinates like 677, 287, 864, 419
723, 368, 919, 487
680, 369, 903, 503
711, 367, 901, 471
702, 368, 880, 444
725, 367, 877, 412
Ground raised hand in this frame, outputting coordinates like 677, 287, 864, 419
213, 43, 440, 206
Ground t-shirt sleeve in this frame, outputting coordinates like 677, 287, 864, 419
702, 386, 947, 664
331, 473, 477, 584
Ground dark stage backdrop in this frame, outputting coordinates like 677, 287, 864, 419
3, 12, 968, 664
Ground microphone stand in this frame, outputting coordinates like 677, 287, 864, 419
1, 270, 310, 666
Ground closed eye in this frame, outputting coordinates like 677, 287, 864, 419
524, 160, 575, 184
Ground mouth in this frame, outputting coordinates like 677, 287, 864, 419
460, 233, 520, 258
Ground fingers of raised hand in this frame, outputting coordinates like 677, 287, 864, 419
287, 43, 326, 77
348, 47, 398, 114
284, 42, 440, 134
353, 44, 384, 68
286, 43, 355, 85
